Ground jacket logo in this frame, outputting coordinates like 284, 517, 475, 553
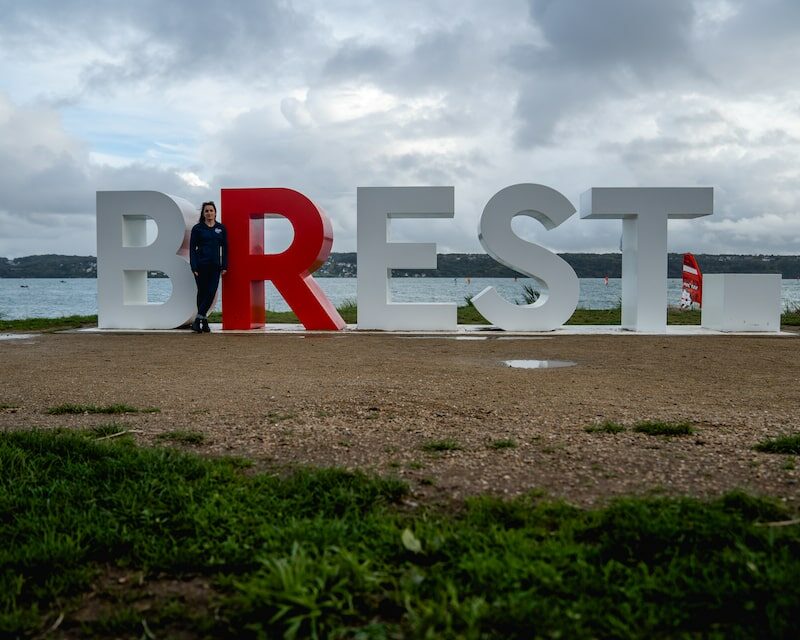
215, 228, 222, 233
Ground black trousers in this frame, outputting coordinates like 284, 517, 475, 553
194, 264, 221, 317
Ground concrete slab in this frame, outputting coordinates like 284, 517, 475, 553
74, 324, 796, 337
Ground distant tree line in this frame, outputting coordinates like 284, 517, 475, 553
0, 255, 98, 278
0, 255, 161, 279
3, 253, 800, 279
317, 252, 800, 279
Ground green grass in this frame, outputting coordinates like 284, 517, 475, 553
584, 421, 626, 434
207, 306, 378, 325
207, 309, 300, 324
782, 302, 800, 326
336, 299, 358, 324
0, 314, 97, 331
755, 434, 800, 455
633, 421, 695, 437
1, 430, 799, 638
86, 423, 129, 438
516, 284, 540, 305
266, 411, 296, 423
457, 300, 490, 324
208, 299, 356, 325
666, 308, 703, 325
566, 308, 703, 326
0, 403, 20, 410
421, 438, 462, 452
156, 430, 207, 446
489, 439, 517, 449
459, 296, 697, 326
566, 307, 622, 325
7, 306, 799, 329
45, 403, 160, 415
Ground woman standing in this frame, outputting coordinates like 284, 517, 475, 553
190, 201, 227, 333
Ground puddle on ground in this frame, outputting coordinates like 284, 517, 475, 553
399, 336, 552, 341
0, 334, 36, 341
398, 336, 481, 340
504, 359, 576, 369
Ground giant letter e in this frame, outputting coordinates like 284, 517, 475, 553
221, 188, 345, 330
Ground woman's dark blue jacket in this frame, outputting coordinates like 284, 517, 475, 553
190, 222, 228, 271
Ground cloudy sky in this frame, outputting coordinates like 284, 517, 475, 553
1, 0, 799, 259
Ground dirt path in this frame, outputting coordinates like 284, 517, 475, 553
1, 331, 798, 507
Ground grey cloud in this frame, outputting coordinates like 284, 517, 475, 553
301, 21, 512, 164
509, 0, 800, 147
0, 93, 210, 256
322, 40, 394, 79
666, 109, 729, 129
0, 95, 91, 214
714, 0, 800, 44
3, 1, 799, 258
280, 98, 314, 129
397, 28, 477, 89
529, 0, 696, 73
0, 210, 97, 258
754, 129, 800, 147
0, 0, 316, 92
697, 0, 800, 94
596, 125, 800, 253
206, 105, 496, 252
380, 147, 489, 182
370, 151, 481, 202
513, 72, 605, 146
210, 102, 492, 192
94, 164, 210, 200
207, 113, 362, 246
509, 0, 703, 146
318, 22, 492, 97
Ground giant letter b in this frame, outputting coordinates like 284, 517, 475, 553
96, 191, 196, 329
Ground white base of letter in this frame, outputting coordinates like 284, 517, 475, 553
701, 274, 781, 332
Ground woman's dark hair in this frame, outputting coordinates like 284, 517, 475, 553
199, 201, 217, 223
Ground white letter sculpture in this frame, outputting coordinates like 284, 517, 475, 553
357, 187, 456, 330
580, 188, 713, 332
471, 184, 579, 331
97, 191, 197, 329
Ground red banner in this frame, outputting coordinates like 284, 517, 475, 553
680, 252, 702, 308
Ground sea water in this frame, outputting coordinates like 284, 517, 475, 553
1, 277, 800, 320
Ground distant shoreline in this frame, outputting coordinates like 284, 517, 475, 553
3, 253, 800, 279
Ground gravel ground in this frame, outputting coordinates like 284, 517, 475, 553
1, 330, 798, 508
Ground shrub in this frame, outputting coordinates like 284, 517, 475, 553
633, 421, 694, 437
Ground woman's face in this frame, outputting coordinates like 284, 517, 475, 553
203, 204, 216, 225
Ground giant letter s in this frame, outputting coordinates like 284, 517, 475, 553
471, 184, 579, 331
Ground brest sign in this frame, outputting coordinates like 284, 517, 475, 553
96, 185, 714, 333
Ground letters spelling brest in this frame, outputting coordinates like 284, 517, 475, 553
96, 185, 714, 333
